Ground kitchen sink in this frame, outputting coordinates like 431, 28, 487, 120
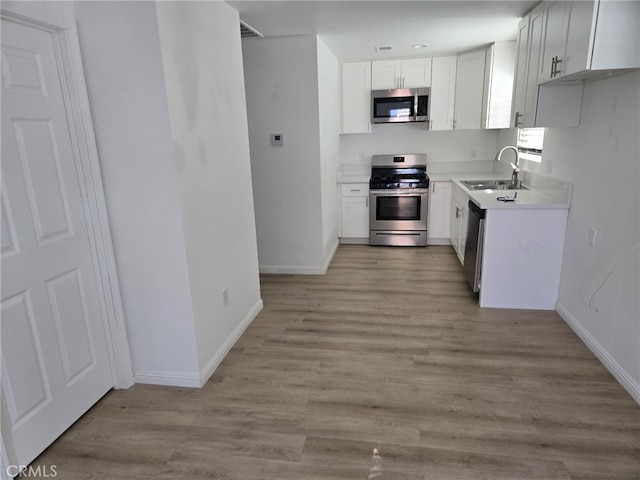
461, 179, 529, 190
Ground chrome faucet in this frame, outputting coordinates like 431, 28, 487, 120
496, 145, 521, 188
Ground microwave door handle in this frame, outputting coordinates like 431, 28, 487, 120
413, 93, 418, 121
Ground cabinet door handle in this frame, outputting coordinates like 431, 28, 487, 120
350, 189, 360, 192
514, 111, 523, 127
455, 206, 460, 219
432, 183, 435, 194
366, 197, 369, 208
551, 56, 563, 78
554, 56, 562, 77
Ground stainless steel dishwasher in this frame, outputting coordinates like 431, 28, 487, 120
463, 200, 486, 293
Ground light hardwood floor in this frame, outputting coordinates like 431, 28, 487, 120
29, 245, 639, 479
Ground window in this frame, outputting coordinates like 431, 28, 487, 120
517, 127, 545, 163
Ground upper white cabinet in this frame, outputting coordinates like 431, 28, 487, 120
401, 58, 432, 88
538, 0, 640, 83
342, 61, 371, 134
510, 3, 583, 128
453, 49, 486, 130
371, 57, 432, 89
429, 56, 457, 131
511, 6, 540, 128
433, 45, 515, 131
482, 41, 516, 129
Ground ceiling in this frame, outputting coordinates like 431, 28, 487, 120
228, 1, 540, 60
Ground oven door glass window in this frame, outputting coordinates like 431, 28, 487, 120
376, 195, 421, 221
373, 97, 414, 120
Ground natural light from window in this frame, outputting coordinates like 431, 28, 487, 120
517, 128, 545, 163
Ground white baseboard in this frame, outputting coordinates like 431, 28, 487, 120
198, 298, 263, 386
556, 302, 640, 405
133, 370, 202, 388
259, 239, 339, 275
427, 237, 451, 246
339, 237, 368, 245
134, 298, 264, 388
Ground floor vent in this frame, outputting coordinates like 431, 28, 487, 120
240, 20, 263, 38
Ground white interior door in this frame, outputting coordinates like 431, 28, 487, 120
1, 18, 114, 468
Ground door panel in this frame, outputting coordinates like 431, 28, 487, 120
1, 18, 113, 468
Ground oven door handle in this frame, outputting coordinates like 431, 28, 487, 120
370, 190, 429, 196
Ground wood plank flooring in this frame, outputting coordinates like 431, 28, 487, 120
28, 245, 640, 479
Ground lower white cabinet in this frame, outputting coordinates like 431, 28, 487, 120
450, 183, 469, 264
427, 181, 452, 244
340, 183, 369, 242
480, 207, 569, 309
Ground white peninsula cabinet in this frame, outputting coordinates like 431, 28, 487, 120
339, 183, 369, 243
450, 178, 572, 310
481, 207, 568, 310
342, 61, 371, 134
427, 181, 452, 244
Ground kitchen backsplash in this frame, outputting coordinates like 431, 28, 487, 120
340, 124, 501, 165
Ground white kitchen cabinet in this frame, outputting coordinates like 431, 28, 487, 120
371, 57, 432, 89
340, 183, 369, 242
429, 56, 457, 131
538, 0, 569, 82
538, 0, 640, 84
427, 181, 452, 245
453, 49, 486, 130
450, 183, 469, 264
510, 3, 583, 128
482, 41, 516, 129
342, 61, 371, 134
480, 207, 569, 309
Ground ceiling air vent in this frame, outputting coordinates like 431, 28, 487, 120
240, 20, 263, 39
375, 46, 394, 53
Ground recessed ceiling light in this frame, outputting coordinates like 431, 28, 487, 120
412, 44, 429, 49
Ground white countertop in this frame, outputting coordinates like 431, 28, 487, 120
337, 166, 571, 210
338, 174, 370, 184
448, 174, 571, 210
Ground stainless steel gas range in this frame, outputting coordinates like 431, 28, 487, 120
369, 154, 430, 246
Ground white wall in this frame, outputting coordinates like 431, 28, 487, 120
243, 35, 336, 273
74, 1, 200, 380
340, 125, 501, 167
155, 1, 262, 378
317, 38, 341, 258
497, 72, 640, 401
24, 0, 264, 387
552, 72, 640, 398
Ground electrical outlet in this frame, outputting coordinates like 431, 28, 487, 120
589, 228, 597, 247
222, 287, 229, 306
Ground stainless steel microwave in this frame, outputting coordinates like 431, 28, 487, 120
371, 88, 430, 124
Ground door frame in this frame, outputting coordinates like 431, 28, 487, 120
1, 4, 133, 472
